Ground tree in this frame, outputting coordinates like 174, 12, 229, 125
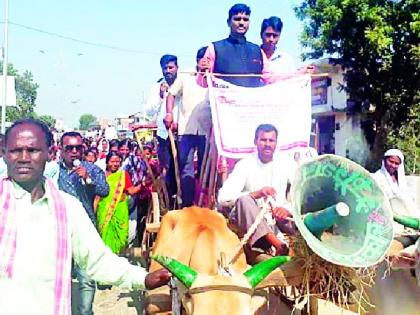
0, 61, 39, 122
37, 114, 56, 129
79, 113, 97, 130
295, 0, 420, 170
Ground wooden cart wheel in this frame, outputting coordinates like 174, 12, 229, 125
141, 192, 161, 267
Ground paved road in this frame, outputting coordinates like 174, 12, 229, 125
72, 282, 146, 315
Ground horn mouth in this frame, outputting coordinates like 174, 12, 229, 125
244, 256, 291, 288
151, 255, 198, 288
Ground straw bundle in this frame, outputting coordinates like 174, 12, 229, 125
289, 234, 377, 313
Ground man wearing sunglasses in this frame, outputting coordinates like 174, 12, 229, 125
58, 131, 109, 315
198, 3, 267, 87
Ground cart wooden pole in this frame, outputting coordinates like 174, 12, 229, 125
168, 128, 182, 208
198, 141, 213, 207
206, 141, 218, 208
199, 129, 212, 185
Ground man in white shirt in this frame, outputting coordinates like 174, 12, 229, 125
260, 16, 296, 75
373, 148, 419, 247
164, 47, 211, 206
218, 124, 295, 256
145, 54, 180, 205
0, 118, 170, 315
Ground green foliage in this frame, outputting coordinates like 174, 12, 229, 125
37, 114, 56, 128
79, 113, 97, 130
0, 62, 39, 122
296, 0, 420, 165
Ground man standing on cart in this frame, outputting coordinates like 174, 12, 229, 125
145, 55, 180, 207
164, 47, 211, 207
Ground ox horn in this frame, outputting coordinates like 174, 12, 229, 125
244, 256, 291, 288
152, 255, 198, 288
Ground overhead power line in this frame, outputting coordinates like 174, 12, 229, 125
0, 21, 194, 57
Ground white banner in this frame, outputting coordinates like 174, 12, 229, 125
208, 75, 312, 159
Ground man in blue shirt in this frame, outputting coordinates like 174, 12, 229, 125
58, 131, 109, 315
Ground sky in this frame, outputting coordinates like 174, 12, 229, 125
1, 0, 305, 128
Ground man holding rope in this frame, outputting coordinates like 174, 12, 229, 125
218, 124, 296, 256
0, 118, 170, 314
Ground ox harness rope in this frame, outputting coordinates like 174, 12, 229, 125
171, 284, 255, 313
187, 285, 254, 296
169, 198, 278, 314
228, 197, 276, 266
170, 281, 256, 314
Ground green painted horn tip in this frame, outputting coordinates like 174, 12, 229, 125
283, 256, 292, 262
273, 255, 292, 264
151, 255, 170, 263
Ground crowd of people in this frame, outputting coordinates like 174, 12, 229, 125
44, 132, 163, 313
0, 3, 418, 315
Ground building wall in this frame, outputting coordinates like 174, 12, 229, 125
311, 59, 365, 161
330, 71, 347, 110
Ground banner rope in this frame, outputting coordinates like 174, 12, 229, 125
180, 71, 330, 78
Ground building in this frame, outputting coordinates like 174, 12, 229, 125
114, 114, 134, 139
308, 58, 370, 165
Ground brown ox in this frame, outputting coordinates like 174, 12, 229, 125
147, 207, 294, 315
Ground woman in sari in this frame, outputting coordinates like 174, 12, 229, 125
96, 152, 141, 254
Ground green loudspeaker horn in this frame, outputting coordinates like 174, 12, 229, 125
304, 202, 350, 239
393, 214, 420, 230
389, 197, 420, 231
291, 154, 394, 268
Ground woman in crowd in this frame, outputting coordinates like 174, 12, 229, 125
119, 139, 150, 245
134, 144, 158, 243
84, 148, 98, 164
96, 138, 119, 170
97, 138, 109, 159
96, 152, 141, 254
108, 139, 120, 154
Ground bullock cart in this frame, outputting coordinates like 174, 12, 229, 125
139, 155, 419, 315
141, 206, 373, 315
128, 75, 419, 313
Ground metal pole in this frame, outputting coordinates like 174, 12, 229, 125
1, 0, 10, 133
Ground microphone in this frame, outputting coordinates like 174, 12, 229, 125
72, 159, 85, 185
73, 159, 81, 168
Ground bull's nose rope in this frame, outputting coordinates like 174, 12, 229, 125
227, 197, 275, 266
